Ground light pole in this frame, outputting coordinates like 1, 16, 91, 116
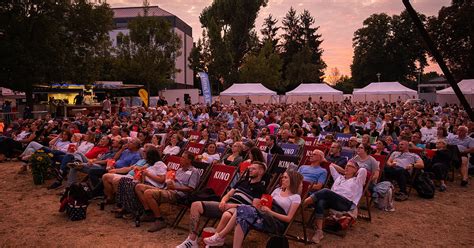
376, 73, 381, 82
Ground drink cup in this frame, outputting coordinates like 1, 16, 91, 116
260, 194, 273, 208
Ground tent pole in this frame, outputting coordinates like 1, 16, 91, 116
403, 0, 473, 121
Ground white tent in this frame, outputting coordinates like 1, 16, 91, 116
436, 79, 474, 106
352, 82, 417, 103
220, 83, 278, 104
285, 83, 343, 103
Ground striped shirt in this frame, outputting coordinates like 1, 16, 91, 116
229, 180, 266, 205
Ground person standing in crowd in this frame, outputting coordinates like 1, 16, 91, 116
103, 96, 112, 114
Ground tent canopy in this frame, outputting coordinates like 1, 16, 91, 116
220, 83, 276, 96
437, 79, 474, 95
286, 83, 343, 96
353, 82, 417, 94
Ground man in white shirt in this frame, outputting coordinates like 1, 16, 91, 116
304, 161, 367, 244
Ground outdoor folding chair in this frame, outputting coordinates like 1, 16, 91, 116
267, 154, 300, 192
335, 133, 353, 147
303, 136, 316, 146
244, 180, 312, 244
185, 142, 205, 156
164, 155, 182, 171
281, 143, 301, 156
172, 163, 237, 228
257, 140, 268, 152
188, 130, 201, 142
340, 148, 356, 161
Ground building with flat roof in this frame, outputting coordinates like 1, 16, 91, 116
109, 6, 193, 89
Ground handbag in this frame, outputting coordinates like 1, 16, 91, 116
66, 201, 88, 221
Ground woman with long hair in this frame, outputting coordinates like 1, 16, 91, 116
203, 170, 304, 247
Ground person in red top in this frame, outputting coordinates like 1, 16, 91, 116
48, 136, 111, 189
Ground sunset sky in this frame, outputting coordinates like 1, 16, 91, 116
108, 0, 451, 77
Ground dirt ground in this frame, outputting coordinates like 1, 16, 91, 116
0, 161, 473, 248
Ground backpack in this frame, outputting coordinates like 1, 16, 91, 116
413, 171, 435, 199
372, 181, 395, 212
266, 236, 289, 248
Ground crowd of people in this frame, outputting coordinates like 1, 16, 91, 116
0, 98, 473, 247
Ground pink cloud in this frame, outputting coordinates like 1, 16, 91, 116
107, 0, 450, 76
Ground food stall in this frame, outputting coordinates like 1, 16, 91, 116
33, 82, 143, 117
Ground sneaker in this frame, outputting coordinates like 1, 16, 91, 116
203, 233, 225, 246
461, 180, 468, 187
176, 237, 198, 248
311, 230, 324, 244
439, 184, 447, 192
140, 213, 156, 222
48, 181, 62, 190
395, 192, 408, 201
148, 219, 167, 232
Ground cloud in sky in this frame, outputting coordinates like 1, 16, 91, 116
107, 0, 451, 76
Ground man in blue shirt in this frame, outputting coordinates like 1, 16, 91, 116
298, 149, 328, 192
88, 138, 142, 197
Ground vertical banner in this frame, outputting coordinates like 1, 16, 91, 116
198, 72, 212, 105
138, 89, 149, 107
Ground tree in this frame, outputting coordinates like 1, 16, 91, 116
326, 67, 342, 85
199, 0, 268, 88
281, 7, 301, 75
299, 9, 326, 73
0, 0, 113, 106
351, 11, 428, 88
351, 13, 393, 87
239, 41, 284, 92
260, 14, 280, 51
285, 46, 322, 86
428, 0, 474, 80
114, 2, 181, 97
281, 8, 326, 90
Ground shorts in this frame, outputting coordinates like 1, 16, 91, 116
201, 201, 237, 219
150, 189, 178, 204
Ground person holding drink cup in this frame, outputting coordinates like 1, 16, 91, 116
139, 151, 200, 232
176, 161, 267, 248
203, 170, 303, 248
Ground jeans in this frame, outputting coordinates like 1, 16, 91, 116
384, 166, 410, 193
67, 164, 103, 187
310, 188, 353, 219
60, 153, 88, 175
431, 162, 448, 181
20, 141, 44, 157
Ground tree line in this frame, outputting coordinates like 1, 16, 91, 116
0, 0, 472, 100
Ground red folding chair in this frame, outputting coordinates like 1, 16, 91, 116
257, 140, 268, 152
173, 163, 237, 228
372, 154, 387, 182
303, 136, 316, 146
424, 149, 436, 160
188, 130, 201, 142
164, 155, 182, 171
186, 142, 205, 156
